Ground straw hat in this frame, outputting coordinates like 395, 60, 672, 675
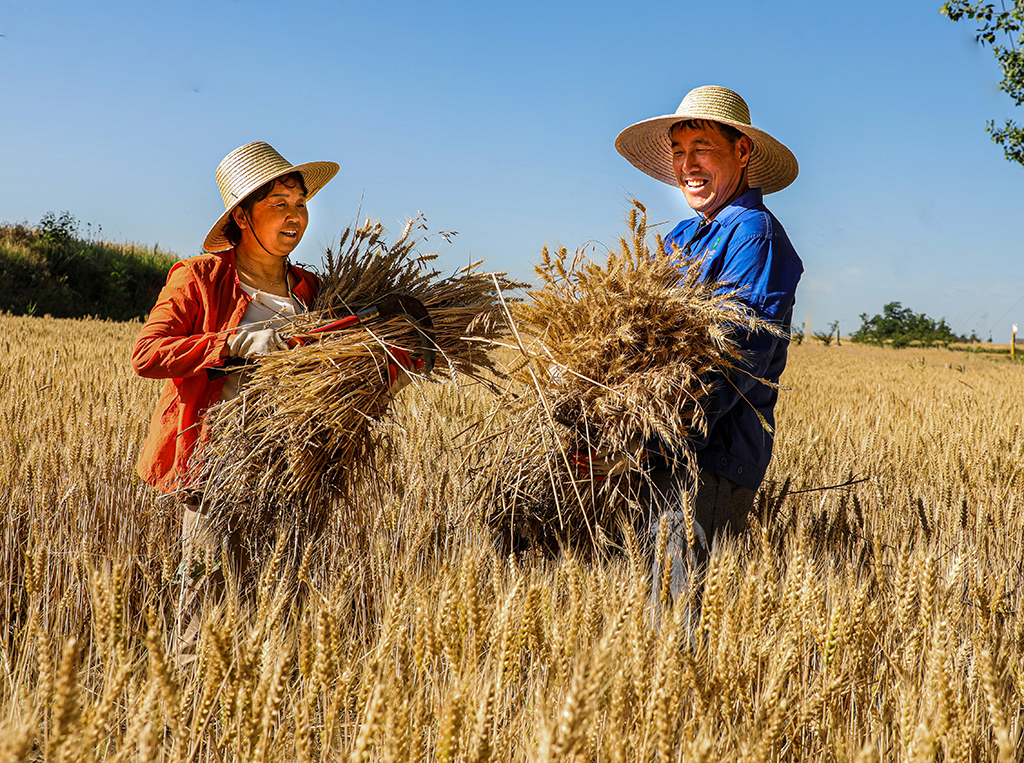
615, 86, 798, 194
203, 141, 340, 253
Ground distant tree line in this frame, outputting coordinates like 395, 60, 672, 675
850, 302, 965, 348
0, 212, 178, 320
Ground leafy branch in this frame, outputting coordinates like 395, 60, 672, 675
942, 0, 1024, 165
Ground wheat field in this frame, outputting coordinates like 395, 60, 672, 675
1, 313, 1022, 762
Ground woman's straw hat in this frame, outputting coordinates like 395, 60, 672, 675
615, 85, 798, 194
203, 141, 340, 253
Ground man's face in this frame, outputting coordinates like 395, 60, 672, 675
670, 123, 752, 220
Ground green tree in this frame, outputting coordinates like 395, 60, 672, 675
851, 302, 963, 348
941, 0, 1024, 166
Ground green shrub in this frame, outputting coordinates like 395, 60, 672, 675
851, 302, 963, 349
813, 320, 839, 347
0, 214, 179, 320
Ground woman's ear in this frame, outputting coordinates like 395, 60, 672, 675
232, 206, 249, 230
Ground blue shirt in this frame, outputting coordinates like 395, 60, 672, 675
661, 188, 803, 490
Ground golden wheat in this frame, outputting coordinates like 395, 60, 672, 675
1, 310, 1024, 760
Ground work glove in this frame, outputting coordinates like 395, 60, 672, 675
570, 437, 646, 480
570, 448, 631, 480
227, 327, 288, 359
385, 347, 424, 395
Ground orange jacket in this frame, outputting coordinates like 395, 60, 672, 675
132, 249, 318, 492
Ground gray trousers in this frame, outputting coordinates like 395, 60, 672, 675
643, 470, 757, 608
175, 503, 248, 667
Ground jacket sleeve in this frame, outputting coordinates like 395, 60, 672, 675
695, 233, 798, 441
131, 263, 231, 380
697, 326, 781, 440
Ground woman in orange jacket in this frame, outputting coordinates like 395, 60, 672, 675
132, 141, 339, 496
133, 142, 340, 664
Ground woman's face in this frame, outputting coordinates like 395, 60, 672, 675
233, 178, 309, 258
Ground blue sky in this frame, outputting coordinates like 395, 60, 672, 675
1, 0, 1021, 339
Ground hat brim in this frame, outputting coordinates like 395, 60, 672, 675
202, 160, 340, 253
615, 115, 798, 195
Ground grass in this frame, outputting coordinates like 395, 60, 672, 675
1, 316, 1023, 761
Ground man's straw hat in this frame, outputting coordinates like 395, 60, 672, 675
615, 85, 798, 194
203, 141, 340, 253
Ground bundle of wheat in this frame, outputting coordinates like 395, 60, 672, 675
312, 215, 526, 383
478, 201, 782, 553
196, 216, 525, 551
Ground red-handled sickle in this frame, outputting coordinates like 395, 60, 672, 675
207, 295, 437, 380
286, 313, 362, 344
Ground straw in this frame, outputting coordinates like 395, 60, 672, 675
476, 200, 783, 553
196, 215, 526, 551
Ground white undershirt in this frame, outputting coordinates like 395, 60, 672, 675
220, 283, 301, 401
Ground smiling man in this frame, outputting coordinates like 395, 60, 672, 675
615, 85, 803, 607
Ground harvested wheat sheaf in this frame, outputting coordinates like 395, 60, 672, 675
197, 216, 526, 547
480, 201, 782, 551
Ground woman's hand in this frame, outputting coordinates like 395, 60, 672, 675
227, 327, 288, 358
386, 347, 425, 395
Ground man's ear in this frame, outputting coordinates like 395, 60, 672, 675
232, 206, 248, 230
738, 135, 753, 168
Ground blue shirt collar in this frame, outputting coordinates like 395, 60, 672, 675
700, 187, 764, 228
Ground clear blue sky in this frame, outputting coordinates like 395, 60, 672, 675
2, 0, 1021, 340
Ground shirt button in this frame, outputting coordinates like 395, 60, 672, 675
719, 457, 729, 467
736, 465, 744, 475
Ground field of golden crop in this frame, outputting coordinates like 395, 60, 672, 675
1, 313, 1023, 761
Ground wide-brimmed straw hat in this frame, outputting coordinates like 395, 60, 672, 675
615, 85, 798, 194
203, 141, 340, 253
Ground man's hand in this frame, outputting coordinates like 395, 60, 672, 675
570, 447, 636, 480
570, 434, 646, 480
227, 327, 288, 359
